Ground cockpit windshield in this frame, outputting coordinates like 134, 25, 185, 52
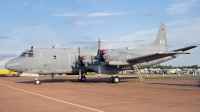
20, 50, 34, 57
20, 53, 28, 57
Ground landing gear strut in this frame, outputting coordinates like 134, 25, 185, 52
34, 77, 41, 85
110, 75, 120, 83
51, 73, 55, 82
133, 65, 144, 81
78, 70, 86, 82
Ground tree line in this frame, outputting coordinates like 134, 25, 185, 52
150, 65, 199, 69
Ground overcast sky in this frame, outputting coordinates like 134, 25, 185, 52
0, 0, 200, 68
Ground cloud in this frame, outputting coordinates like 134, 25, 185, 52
53, 12, 81, 17
55, 12, 129, 17
88, 0, 102, 5
0, 54, 17, 61
163, 17, 200, 50
0, 36, 12, 39
0, 59, 10, 69
82, 36, 95, 40
145, 11, 156, 17
71, 41, 97, 44
0, 36, 19, 42
31, 22, 41, 26
8, 2, 30, 9
73, 20, 105, 25
0, 27, 7, 31
118, 29, 157, 41
12, 24, 57, 47
61, 17, 81, 25
75, 0, 83, 3
70, 41, 98, 49
70, 40, 144, 49
0, 55, 17, 69
64, 19, 107, 26
186, 41, 200, 47
0, 46, 4, 49
87, 12, 129, 17
165, 0, 196, 15
33, 2, 45, 9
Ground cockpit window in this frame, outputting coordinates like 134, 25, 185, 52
20, 53, 28, 57
28, 53, 34, 57
20, 52, 34, 57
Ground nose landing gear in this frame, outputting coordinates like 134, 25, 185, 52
34, 77, 41, 85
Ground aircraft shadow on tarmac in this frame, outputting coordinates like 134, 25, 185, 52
15, 77, 138, 84
148, 83, 200, 88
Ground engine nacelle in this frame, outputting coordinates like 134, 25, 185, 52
81, 56, 85, 60
101, 49, 106, 54
101, 50, 120, 62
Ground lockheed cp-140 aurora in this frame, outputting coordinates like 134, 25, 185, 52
5, 23, 197, 84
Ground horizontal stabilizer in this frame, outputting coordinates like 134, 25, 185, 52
172, 46, 197, 52
126, 51, 190, 64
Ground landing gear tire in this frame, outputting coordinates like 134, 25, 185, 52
110, 76, 119, 83
81, 76, 86, 82
78, 77, 82, 82
78, 76, 86, 82
34, 80, 41, 85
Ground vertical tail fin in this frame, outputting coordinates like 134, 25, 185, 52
139, 23, 167, 51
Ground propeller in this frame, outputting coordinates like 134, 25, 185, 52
75, 47, 89, 67
95, 38, 106, 61
75, 47, 84, 66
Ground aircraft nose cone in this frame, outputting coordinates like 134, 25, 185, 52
5, 60, 20, 72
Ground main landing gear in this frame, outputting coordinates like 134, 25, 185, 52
51, 73, 55, 82
78, 75, 86, 82
110, 75, 120, 83
78, 70, 86, 82
34, 77, 41, 85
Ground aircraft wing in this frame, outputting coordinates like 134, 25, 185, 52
126, 51, 190, 64
172, 46, 197, 52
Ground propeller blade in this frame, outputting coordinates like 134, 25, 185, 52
78, 46, 80, 55
98, 65, 101, 77
98, 38, 101, 51
84, 60, 88, 67
79, 69, 82, 80
97, 38, 101, 55
78, 46, 81, 60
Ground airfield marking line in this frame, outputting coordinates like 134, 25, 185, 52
0, 84, 104, 112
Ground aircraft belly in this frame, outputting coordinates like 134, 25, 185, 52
90, 65, 118, 75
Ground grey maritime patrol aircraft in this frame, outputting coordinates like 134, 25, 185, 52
5, 23, 197, 84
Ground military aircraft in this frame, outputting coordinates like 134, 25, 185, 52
5, 23, 197, 84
